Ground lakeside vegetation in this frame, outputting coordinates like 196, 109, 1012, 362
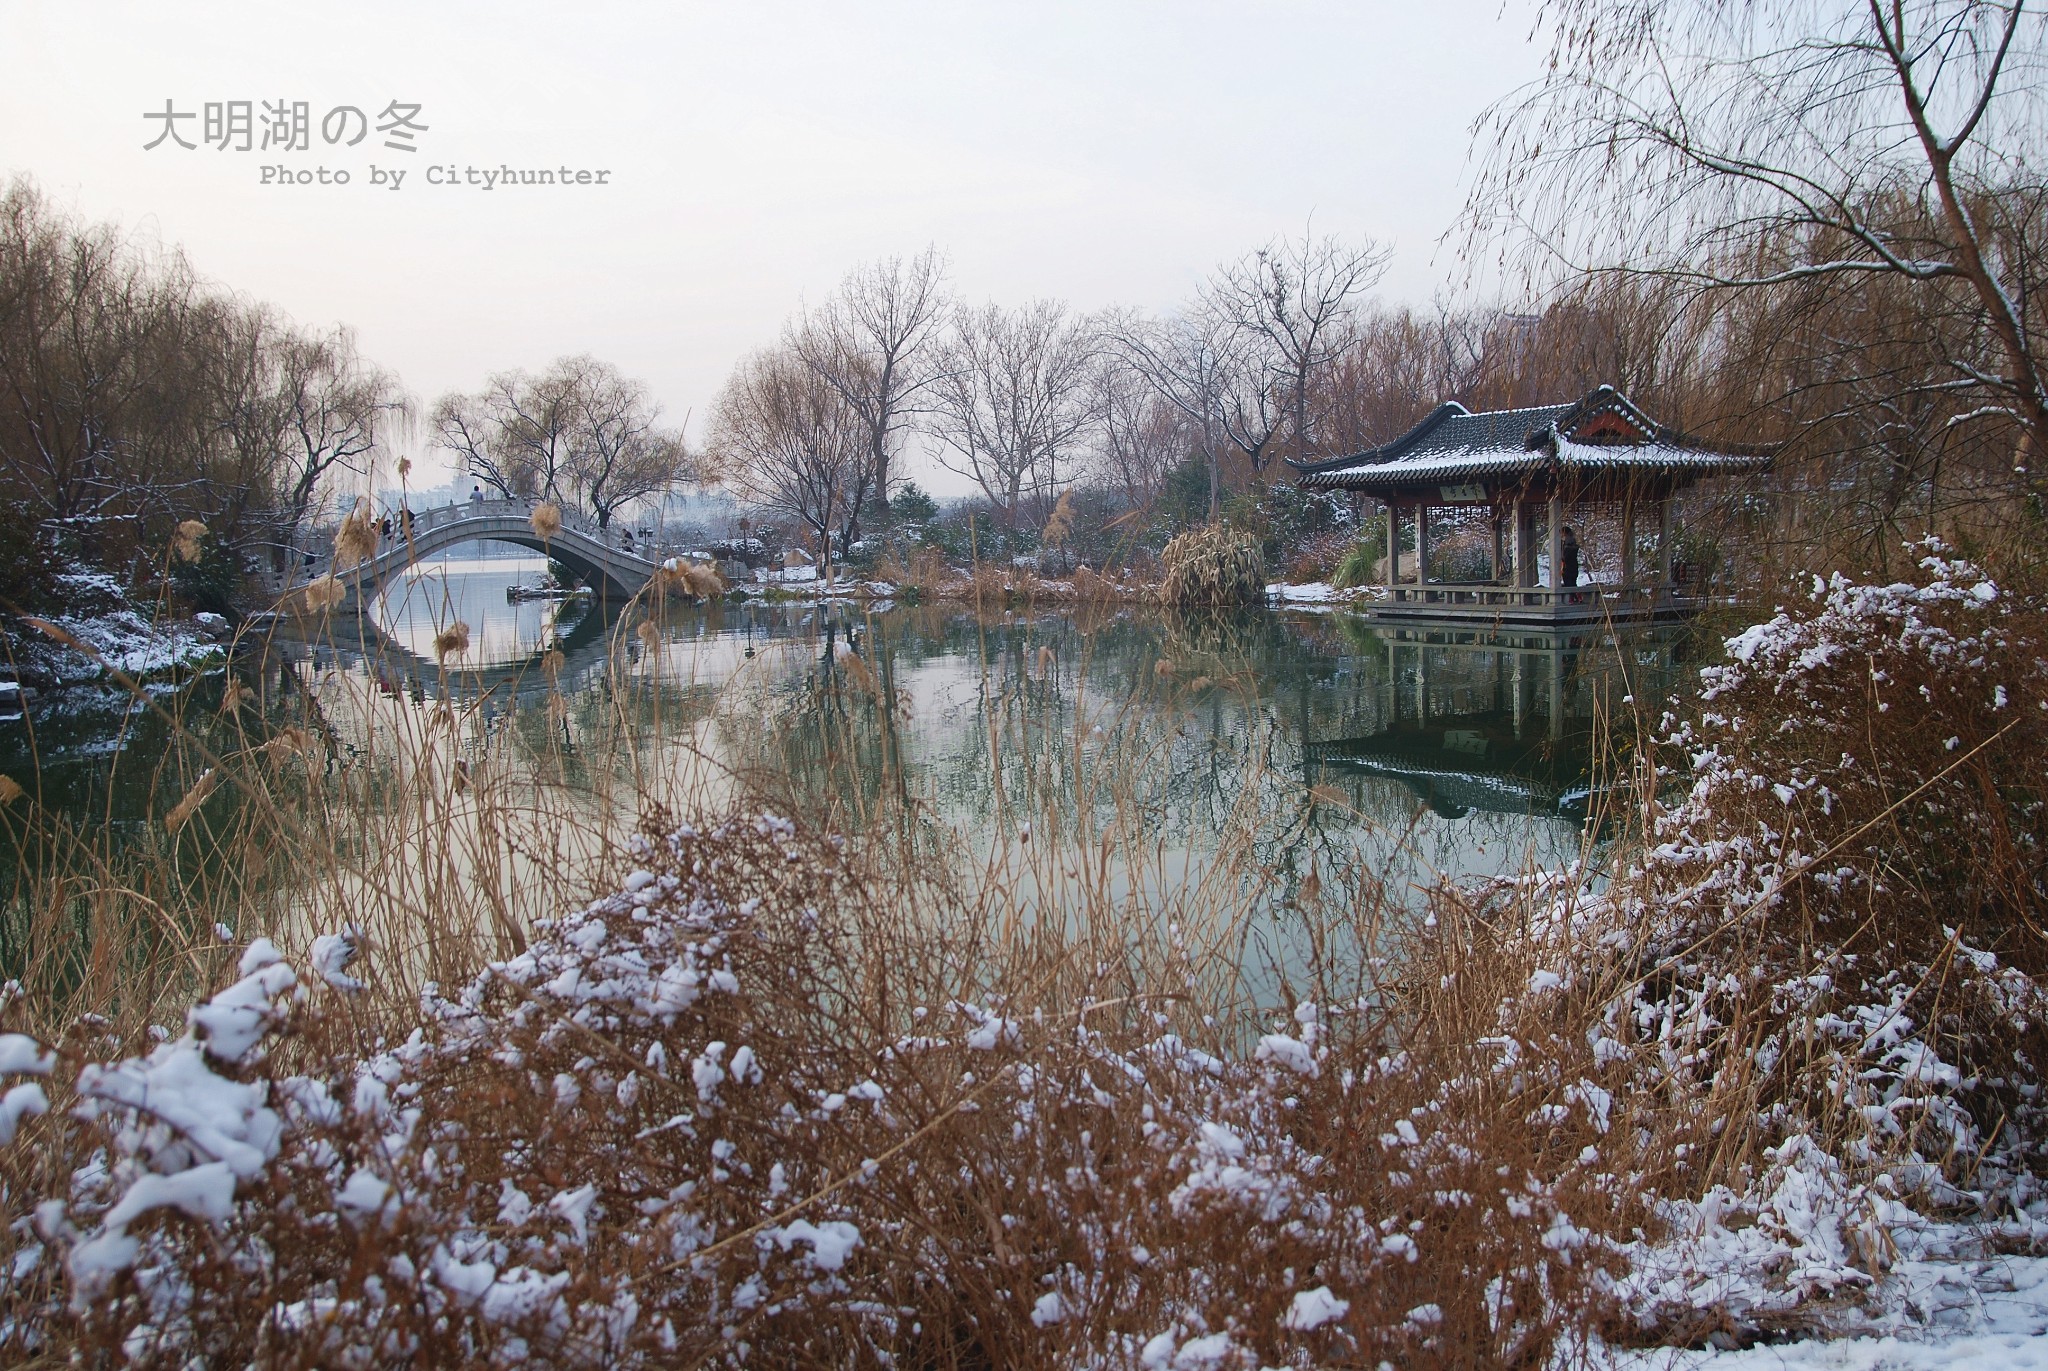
2, 0, 2047, 1363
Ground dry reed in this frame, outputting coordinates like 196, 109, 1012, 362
332, 501, 378, 571
1161, 525, 1266, 609
172, 520, 208, 564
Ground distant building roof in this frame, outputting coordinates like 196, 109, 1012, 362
1292, 385, 1770, 497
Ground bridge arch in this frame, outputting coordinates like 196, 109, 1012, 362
315, 501, 660, 611
307, 497, 659, 610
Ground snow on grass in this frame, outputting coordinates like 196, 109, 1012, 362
47, 610, 221, 684
1281, 1285, 1350, 1330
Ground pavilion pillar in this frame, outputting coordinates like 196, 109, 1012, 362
1514, 499, 1535, 587
1620, 490, 1637, 589
1415, 503, 1431, 587
1657, 494, 1674, 587
1546, 490, 1562, 591
1508, 499, 1522, 586
1385, 501, 1399, 587
1489, 507, 1504, 583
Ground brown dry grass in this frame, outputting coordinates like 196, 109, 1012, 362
1162, 526, 1266, 609
0, 807, 1629, 1367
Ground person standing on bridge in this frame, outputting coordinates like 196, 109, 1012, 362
400, 506, 414, 541
470, 485, 485, 513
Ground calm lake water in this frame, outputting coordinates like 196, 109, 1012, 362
5, 558, 1706, 937
370, 560, 1691, 891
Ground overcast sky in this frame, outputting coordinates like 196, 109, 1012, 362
1, 1, 1548, 492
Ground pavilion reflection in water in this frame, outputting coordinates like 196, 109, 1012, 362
1308, 623, 1686, 820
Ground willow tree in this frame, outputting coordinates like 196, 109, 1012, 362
569, 361, 690, 530
269, 326, 409, 564
707, 345, 871, 573
1473, 0, 2048, 544
432, 356, 687, 528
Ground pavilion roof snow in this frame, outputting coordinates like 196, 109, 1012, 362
1291, 385, 1771, 494
1297, 440, 1767, 492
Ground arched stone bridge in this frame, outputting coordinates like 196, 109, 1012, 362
311, 499, 661, 611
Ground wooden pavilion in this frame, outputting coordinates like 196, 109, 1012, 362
1291, 386, 1770, 625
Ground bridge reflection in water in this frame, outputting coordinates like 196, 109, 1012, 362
1308, 623, 1686, 821
285, 598, 1689, 827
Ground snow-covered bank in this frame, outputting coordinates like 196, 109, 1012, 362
32, 608, 223, 686
1616, 1329, 2048, 1369
1599, 1144, 2048, 1364
5, 565, 225, 693
1266, 580, 1374, 611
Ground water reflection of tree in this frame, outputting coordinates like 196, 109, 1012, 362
719, 614, 925, 844
707, 604, 1425, 912
742, 607, 1694, 919
0, 650, 350, 995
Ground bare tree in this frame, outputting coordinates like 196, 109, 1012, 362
1102, 304, 1233, 518
1208, 231, 1389, 464
1087, 346, 1193, 513
569, 361, 691, 529
1208, 318, 1290, 484
708, 345, 871, 572
928, 301, 1098, 529
788, 247, 949, 533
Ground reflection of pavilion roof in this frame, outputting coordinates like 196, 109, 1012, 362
1292, 385, 1769, 496
1309, 715, 1586, 818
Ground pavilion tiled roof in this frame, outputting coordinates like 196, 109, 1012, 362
1290, 386, 1770, 494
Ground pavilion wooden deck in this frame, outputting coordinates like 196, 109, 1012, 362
1364, 583, 1708, 626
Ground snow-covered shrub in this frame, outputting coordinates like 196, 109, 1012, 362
1415, 546, 2048, 1347
0, 811, 1620, 1367
1623, 546, 2048, 1185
